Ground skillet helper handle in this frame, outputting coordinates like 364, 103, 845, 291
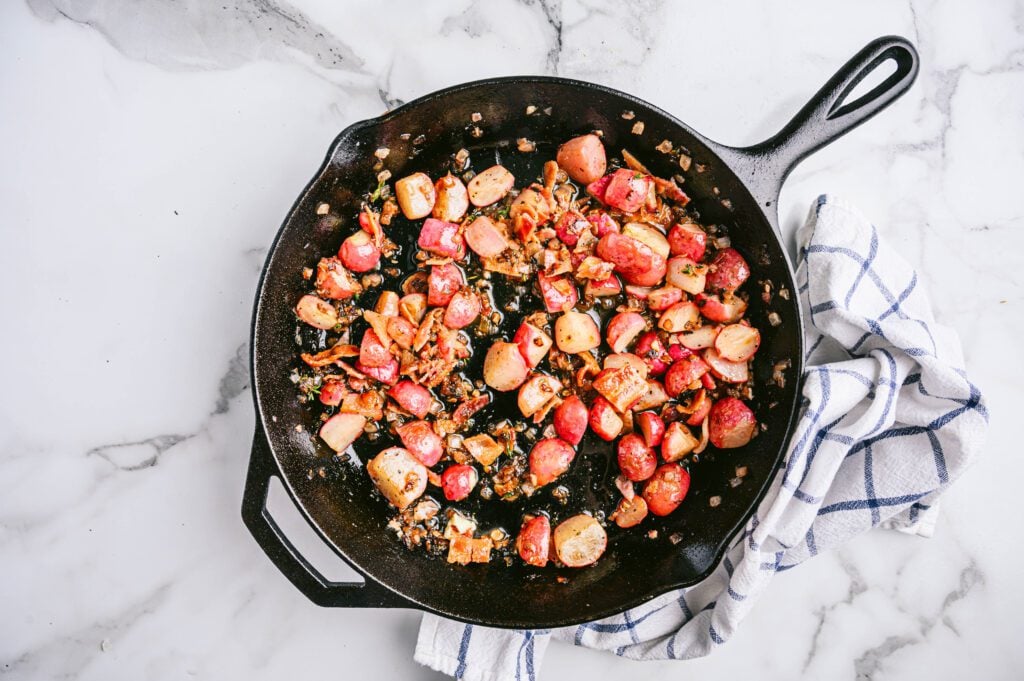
728, 36, 919, 208
241, 424, 412, 608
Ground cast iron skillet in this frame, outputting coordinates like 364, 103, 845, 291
242, 36, 918, 629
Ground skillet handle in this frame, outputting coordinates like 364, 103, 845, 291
241, 423, 413, 608
721, 35, 919, 211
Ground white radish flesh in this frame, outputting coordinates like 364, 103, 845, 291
623, 222, 670, 258
666, 257, 708, 294
518, 374, 563, 418
394, 172, 436, 219
658, 301, 700, 333
703, 346, 750, 383
319, 412, 368, 452
679, 325, 720, 350
483, 341, 530, 391
714, 324, 761, 362
366, 447, 428, 510
468, 165, 515, 207
432, 174, 469, 222
553, 515, 607, 567
296, 295, 339, 330
555, 311, 601, 354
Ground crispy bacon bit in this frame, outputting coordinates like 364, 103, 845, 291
453, 395, 491, 424
300, 343, 359, 368
574, 255, 615, 281
340, 390, 385, 420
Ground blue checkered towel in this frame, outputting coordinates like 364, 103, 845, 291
414, 195, 989, 680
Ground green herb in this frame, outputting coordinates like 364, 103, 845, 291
494, 205, 510, 219
370, 176, 387, 202
634, 172, 645, 179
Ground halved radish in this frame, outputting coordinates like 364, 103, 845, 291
715, 324, 761, 362
637, 411, 665, 447
610, 495, 648, 528
296, 294, 339, 330
465, 215, 509, 258
529, 438, 576, 486
553, 514, 607, 567
319, 413, 367, 452
708, 397, 756, 448
483, 341, 529, 391
666, 256, 708, 294
605, 311, 646, 353
394, 172, 436, 219
703, 346, 750, 383
603, 352, 648, 378
631, 379, 669, 411
623, 222, 670, 258
432, 173, 469, 222
696, 293, 747, 323
514, 322, 553, 368
661, 421, 699, 462
517, 515, 552, 567
589, 396, 624, 440
667, 221, 707, 261
555, 311, 600, 354
518, 374, 563, 418
658, 301, 700, 333
647, 286, 683, 311
679, 325, 720, 350
585, 275, 622, 297
468, 165, 515, 206
367, 447, 428, 509
553, 395, 588, 446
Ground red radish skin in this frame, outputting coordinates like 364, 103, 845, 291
704, 346, 750, 383
587, 211, 619, 237
537, 272, 579, 313
553, 395, 589, 445
554, 211, 589, 247
355, 357, 398, 385
634, 332, 671, 376
696, 293, 748, 323
647, 286, 683, 311
585, 275, 622, 298
586, 174, 613, 203
465, 215, 509, 258
338, 231, 381, 272
388, 380, 433, 418
513, 322, 553, 368
596, 233, 667, 287
617, 434, 658, 481
319, 379, 345, 406
715, 324, 761, 362
441, 464, 479, 501
397, 420, 444, 467
443, 290, 482, 330
687, 390, 712, 426
517, 515, 552, 567
359, 328, 391, 368
603, 169, 653, 213
668, 222, 707, 261
664, 355, 711, 396
605, 311, 646, 353
528, 438, 576, 486
706, 248, 750, 293
427, 263, 464, 307
418, 218, 466, 259
589, 396, 624, 441
315, 258, 361, 300
637, 411, 665, 447
642, 463, 691, 516
709, 397, 756, 448
556, 134, 607, 184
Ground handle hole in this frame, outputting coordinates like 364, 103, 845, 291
828, 52, 902, 120
266, 476, 363, 583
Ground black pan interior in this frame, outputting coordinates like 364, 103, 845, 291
251, 78, 803, 628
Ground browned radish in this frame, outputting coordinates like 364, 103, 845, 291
664, 355, 710, 396
464, 434, 503, 467
387, 316, 416, 349
359, 328, 390, 368
602, 168, 653, 213
443, 290, 482, 330
686, 389, 713, 426
666, 256, 708, 294
589, 396, 624, 440
338, 230, 381, 273
483, 341, 530, 391
394, 172, 436, 219
467, 165, 515, 206
517, 515, 552, 567
556, 134, 607, 184
418, 218, 466, 259
427, 263, 464, 307
538, 273, 579, 313
465, 215, 509, 258
636, 411, 665, 447
585, 275, 622, 298
441, 464, 478, 501
715, 324, 761, 362
603, 352, 648, 378
658, 301, 700, 333
679, 325, 720, 350
592, 364, 649, 412
397, 420, 443, 467
315, 257, 362, 300
631, 379, 669, 411
617, 433, 657, 481
622, 222, 670, 258
610, 495, 648, 528
367, 447, 428, 510
555, 311, 600, 354
553, 514, 607, 567
375, 290, 400, 317
399, 293, 427, 324
703, 346, 750, 383
528, 438, 576, 486
319, 412, 367, 452
513, 322, 553, 368
518, 374, 563, 418
596, 233, 667, 287
642, 463, 690, 516
553, 395, 588, 445
296, 294, 339, 330
432, 173, 469, 222
510, 188, 553, 226
706, 248, 750, 293
696, 293, 747, 323
661, 421, 699, 462
605, 311, 646, 353
709, 397, 756, 448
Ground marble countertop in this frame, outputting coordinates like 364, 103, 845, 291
2, 0, 1021, 678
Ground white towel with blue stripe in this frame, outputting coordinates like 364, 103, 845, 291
414, 195, 989, 680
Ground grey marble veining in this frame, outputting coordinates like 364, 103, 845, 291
1, 0, 1021, 678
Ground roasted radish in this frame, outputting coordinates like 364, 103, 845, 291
708, 397, 756, 448
296, 294, 339, 330
715, 324, 761, 362
661, 421, 699, 462
388, 380, 433, 418
514, 322, 553, 368
642, 463, 690, 516
395, 172, 436, 219
397, 420, 444, 467
517, 515, 552, 567
367, 447, 428, 510
441, 464, 479, 501
556, 134, 607, 184
432, 173, 469, 222
553, 514, 607, 567
553, 395, 588, 445
483, 341, 529, 391
319, 412, 367, 452
467, 165, 515, 206
555, 310, 600, 354
617, 434, 657, 481
528, 438, 576, 486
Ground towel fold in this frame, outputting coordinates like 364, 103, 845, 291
415, 195, 989, 680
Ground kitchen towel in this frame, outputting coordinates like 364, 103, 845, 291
415, 195, 989, 680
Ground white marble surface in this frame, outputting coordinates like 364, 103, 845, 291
1, 0, 1021, 678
